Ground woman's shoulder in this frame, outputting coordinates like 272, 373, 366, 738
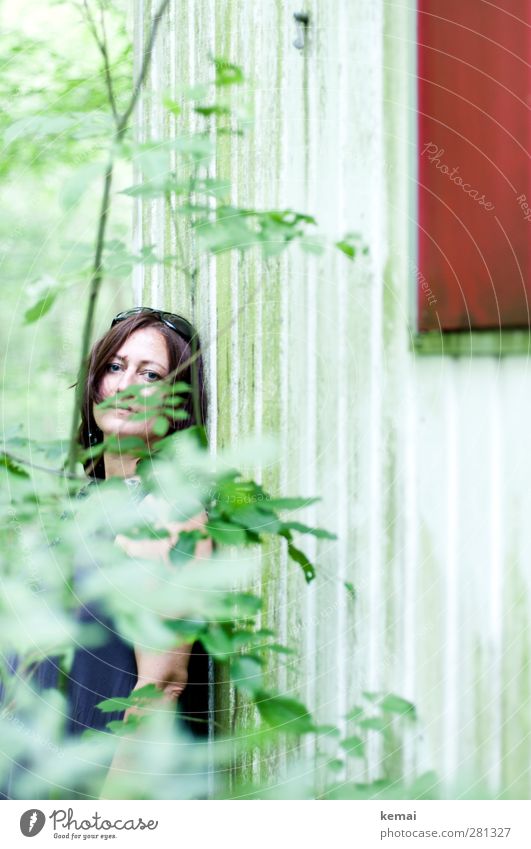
76, 478, 98, 500
76, 476, 144, 501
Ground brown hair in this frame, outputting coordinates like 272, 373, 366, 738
77, 312, 207, 479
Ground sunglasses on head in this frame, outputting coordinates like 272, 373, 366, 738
111, 307, 196, 344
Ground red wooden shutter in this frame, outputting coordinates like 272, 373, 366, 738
417, 0, 531, 331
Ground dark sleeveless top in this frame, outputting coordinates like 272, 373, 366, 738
0, 478, 210, 797
44, 477, 210, 736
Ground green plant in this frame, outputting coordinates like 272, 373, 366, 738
0, 0, 422, 801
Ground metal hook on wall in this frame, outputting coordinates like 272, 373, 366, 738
293, 11, 310, 51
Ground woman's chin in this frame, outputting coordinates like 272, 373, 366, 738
101, 418, 150, 441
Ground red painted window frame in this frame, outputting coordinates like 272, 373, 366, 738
417, 0, 531, 332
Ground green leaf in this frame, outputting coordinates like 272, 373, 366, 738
105, 715, 143, 735
163, 618, 205, 641
169, 529, 204, 564
162, 95, 181, 116
211, 56, 244, 87
358, 716, 389, 733
152, 416, 170, 437
137, 245, 162, 265
231, 505, 281, 534
345, 704, 365, 722
280, 521, 337, 540
24, 286, 57, 324
286, 541, 316, 583
172, 134, 215, 162
260, 643, 296, 656
335, 231, 369, 260
5, 112, 114, 146
200, 177, 231, 199
256, 209, 316, 258
60, 162, 105, 210
231, 655, 263, 695
103, 435, 149, 456
255, 691, 315, 734
133, 142, 170, 182
228, 593, 263, 615
194, 208, 257, 253
102, 240, 136, 277
96, 683, 162, 713
261, 496, 320, 511
380, 694, 417, 719
206, 518, 249, 546
229, 628, 274, 649
344, 581, 357, 601
194, 104, 231, 117
200, 624, 236, 659
213, 476, 263, 507
362, 691, 380, 703
325, 758, 345, 773
340, 734, 365, 757
217, 127, 244, 138
0, 453, 29, 477
5, 114, 77, 145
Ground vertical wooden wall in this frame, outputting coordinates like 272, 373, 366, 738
133, 0, 531, 797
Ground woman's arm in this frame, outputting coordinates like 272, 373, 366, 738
100, 510, 212, 797
114, 509, 212, 707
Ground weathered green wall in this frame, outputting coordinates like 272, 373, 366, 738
134, 0, 531, 796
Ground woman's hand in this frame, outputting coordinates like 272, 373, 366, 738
135, 645, 191, 700
114, 509, 211, 565
122, 643, 193, 723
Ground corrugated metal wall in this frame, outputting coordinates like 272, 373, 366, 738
133, 0, 531, 796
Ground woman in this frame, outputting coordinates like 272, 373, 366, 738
49, 307, 212, 736
0, 307, 212, 800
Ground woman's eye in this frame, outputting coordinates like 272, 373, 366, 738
105, 363, 160, 381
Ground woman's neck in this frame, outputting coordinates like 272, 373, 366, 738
103, 452, 139, 479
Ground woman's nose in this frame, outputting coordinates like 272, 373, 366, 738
116, 369, 136, 393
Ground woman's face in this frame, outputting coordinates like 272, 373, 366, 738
93, 326, 170, 442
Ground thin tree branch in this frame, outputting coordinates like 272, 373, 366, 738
98, 1, 119, 124
2, 450, 85, 481
81, 0, 119, 125
116, 0, 171, 137
66, 0, 171, 476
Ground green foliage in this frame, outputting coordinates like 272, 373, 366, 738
335, 231, 370, 260
97, 683, 163, 713
340, 735, 365, 756
255, 692, 315, 734
211, 56, 245, 87
23, 276, 60, 324
0, 452, 29, 477
204, 469, 332, 582
0, 5, 419, 804
0, 17, 131, 177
